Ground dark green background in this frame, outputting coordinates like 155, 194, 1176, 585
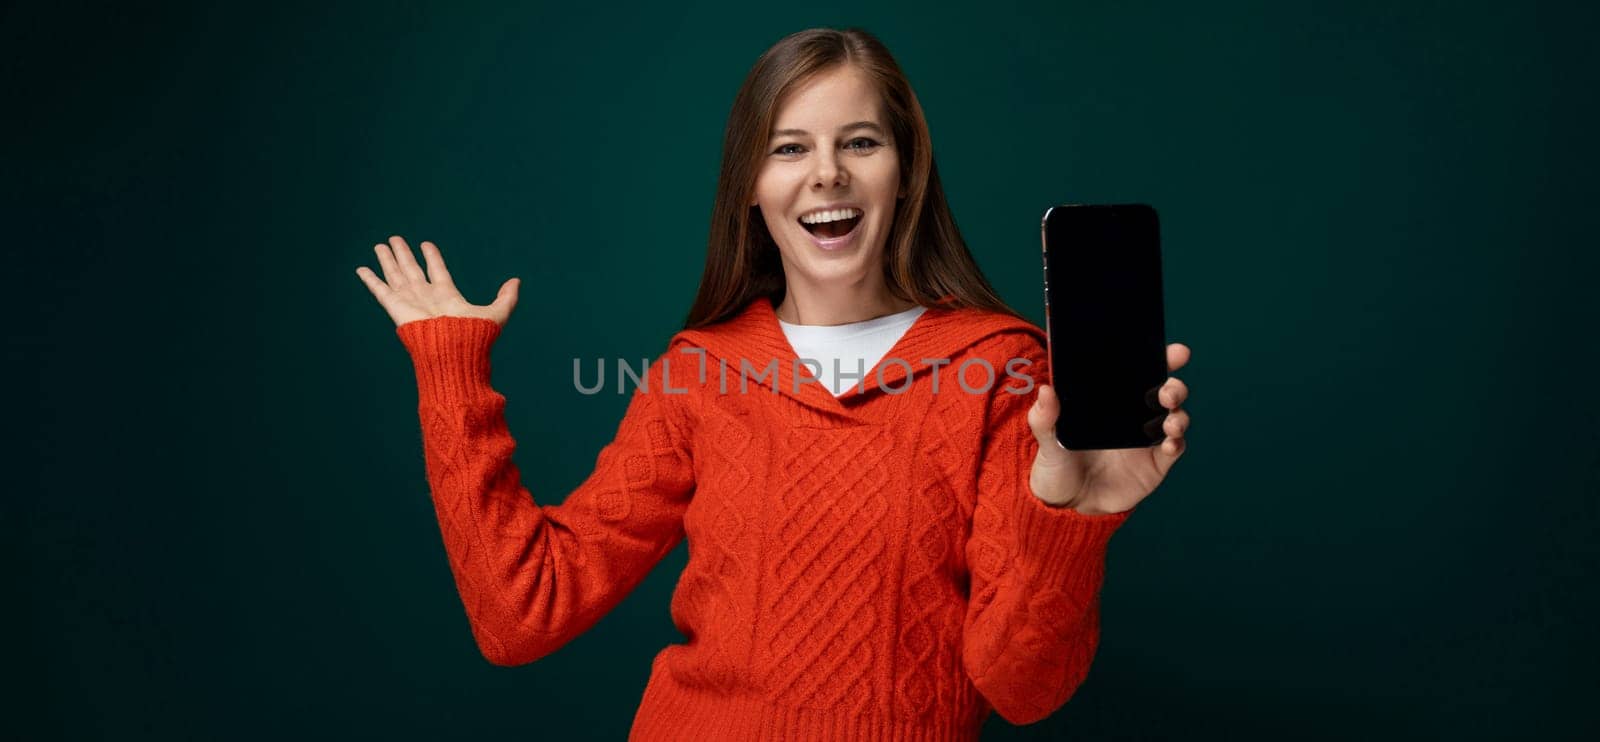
9, 0, 1596, 739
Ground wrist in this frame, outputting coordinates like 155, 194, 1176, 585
1068, 499, 1117, 516
1034, 492, 1118, 516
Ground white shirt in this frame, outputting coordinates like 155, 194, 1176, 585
778, 304, 928, 397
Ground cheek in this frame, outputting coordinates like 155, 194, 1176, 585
870, 160, 901, 195
752, 171, 793, 210
754, 186, 784, 214
751, 193, 790, 238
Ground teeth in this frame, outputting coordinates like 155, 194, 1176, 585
800, 208, 863, 224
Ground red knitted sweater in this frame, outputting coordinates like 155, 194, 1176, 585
395, 295, 1134, 741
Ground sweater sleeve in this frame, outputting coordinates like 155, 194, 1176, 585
395, 316, 696, 667
961, 332, 1133, 726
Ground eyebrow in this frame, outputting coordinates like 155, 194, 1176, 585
769, 121, 887, 139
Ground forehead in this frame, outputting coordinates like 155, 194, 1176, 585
771, 66, 884, 130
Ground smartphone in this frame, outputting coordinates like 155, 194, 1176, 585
1041, 204, 1169, 450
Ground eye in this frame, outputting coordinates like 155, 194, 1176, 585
846, 137, 882, 151
773, 143, 805, 156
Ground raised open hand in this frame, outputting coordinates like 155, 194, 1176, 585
355, 235, 520, 328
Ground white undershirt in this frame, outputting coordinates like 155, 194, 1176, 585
778, 304, 928, 397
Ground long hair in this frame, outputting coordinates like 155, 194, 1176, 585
681, 27, 1030, 330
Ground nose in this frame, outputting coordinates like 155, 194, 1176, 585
810, 147, 848, 189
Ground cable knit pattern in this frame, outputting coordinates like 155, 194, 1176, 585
394, 295, 1133, 741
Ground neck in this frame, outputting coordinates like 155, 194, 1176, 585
775, 283, 919, 326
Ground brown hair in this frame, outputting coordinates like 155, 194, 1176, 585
681, 27, 1029, 330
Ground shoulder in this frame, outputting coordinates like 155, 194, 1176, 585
606, 339, 708, 438
953, 308, 1046, 365
944, 310, 1049, 404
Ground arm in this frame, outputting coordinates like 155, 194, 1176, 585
962, 333, 1133, 725
397, 316, 696, 667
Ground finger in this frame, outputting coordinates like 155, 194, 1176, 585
389, 235, 428, 284
490, 277, 520, 325
1167, 342, 1191, 373
1164, 408, 1189, 438
1027, 384, 1065, 451
1152, 429, 1187, 477
354, 265, 396, 305
420, 241, 456, 289
1160, 377, 1189, 410
373, 243, 408, 289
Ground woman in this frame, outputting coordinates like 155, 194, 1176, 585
355, 27, 1191, 741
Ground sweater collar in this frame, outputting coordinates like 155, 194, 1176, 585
669, 294, 1045, 419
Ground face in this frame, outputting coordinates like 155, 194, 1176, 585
751, 65, 902, 287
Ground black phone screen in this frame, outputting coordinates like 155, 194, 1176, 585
1041, 204, 1169, 450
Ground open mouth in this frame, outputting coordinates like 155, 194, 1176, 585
798, 214, 863, 240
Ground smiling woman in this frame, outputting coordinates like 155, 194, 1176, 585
753, 66, 903, 300
358, 24, 1191, 742
683, 28, 1031, 330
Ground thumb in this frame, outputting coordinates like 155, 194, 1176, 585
491, 277, 520, 324
1027, 384, 1066, 452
